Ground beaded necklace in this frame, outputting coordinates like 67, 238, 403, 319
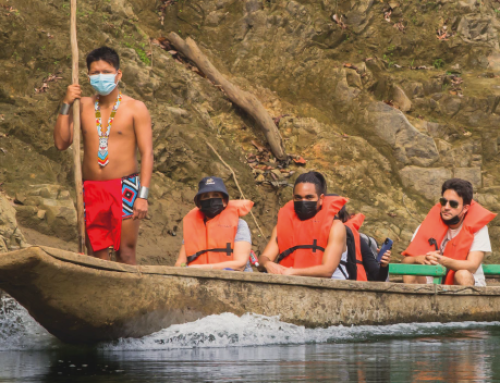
94, 92, 122, 167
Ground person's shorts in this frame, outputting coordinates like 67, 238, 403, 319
83, 174, 140, 252
426, 274, 486, 287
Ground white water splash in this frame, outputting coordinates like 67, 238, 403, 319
1, 296, 500, 351
100, 312, 500, 351
0, 295, 55, 350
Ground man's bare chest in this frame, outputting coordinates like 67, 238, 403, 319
81, 106, 135, 139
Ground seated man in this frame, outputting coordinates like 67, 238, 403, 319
402, 178, 496, 286
258, 171, 350, 279
175, 176, 253, 271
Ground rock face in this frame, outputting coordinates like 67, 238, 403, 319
1, 0, 500, 262
400, 167, 452, 201
363, 102, 440, 167
0, 194, 27, 252
14, 185, 77, 241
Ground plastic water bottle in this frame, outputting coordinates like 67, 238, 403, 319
249, 250, 259, 267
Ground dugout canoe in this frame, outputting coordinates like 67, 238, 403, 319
1, 246, 500, 344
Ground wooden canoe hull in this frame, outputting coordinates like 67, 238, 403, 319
1, 246, 500, 344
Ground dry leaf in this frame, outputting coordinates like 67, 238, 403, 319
332, 14, 347, 30
34, 83, 49, 93
384, 10, 391, 23
293, 157, 307, 165
393, 22, 404, 32
251, 140, 267, 152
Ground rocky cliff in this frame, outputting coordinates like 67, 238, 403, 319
1, 0, 500, 263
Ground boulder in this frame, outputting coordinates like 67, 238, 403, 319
0, 194, 27, 252
400, 166, 452, 200
364, 102, 440, 167
392, 85, 412, 112
110, 0, 136, 20
439, 96, 462, 116
457, 15, 499, 49
477, 194, 500, 212
14, 185, 77, 241
454, 167, 482, 188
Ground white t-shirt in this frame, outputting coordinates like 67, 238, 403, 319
411, 224, 491, 286
331, 248, 349, 280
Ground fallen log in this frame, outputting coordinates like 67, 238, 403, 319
167, 32, 287, 161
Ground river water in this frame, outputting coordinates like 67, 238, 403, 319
2, 295, 500, 382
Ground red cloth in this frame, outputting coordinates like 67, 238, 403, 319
83, 178, 122, 252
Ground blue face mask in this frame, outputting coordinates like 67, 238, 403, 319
89, 73, 118, 96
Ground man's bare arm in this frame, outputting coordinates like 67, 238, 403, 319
175, 245, 187, 267
283, 220, 345, 278
54, 84, 81, 150
132, 100, 153, 220
133, 101, 153, 188
427, 250, 485, 274
258, 226, 288, 274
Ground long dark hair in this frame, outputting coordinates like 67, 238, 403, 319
329, 193, 351, 223
294, 171, 327, 196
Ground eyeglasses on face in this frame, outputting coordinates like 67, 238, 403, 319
439, 197, 459, 209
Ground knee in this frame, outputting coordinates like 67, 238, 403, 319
454, 270, 474, 286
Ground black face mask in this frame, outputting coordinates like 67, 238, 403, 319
200, 198, 225, 218
441, 209, 464, 227
442, 214, 462, 227
294, 201, 319, 221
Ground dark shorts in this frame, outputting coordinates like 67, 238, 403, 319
83, 174, 140, 252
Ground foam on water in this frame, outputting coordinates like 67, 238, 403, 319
101, 313, 500, 351
0, 295, 55, 350
1, 296, 500, 351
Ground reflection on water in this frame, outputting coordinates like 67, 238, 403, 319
2, 296, 500, 382
2, 332, 500, 382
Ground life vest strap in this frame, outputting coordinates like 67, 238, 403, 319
277, 239, 325, 263
339, 260, 348, 279
187, 242, 232, 264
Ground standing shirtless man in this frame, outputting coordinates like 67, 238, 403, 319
54, 47, 153, 265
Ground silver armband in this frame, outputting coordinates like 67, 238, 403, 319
59, 103, 71, 115
138, 186, 149, 200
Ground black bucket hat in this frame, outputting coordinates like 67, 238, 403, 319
194, 176, 229, 204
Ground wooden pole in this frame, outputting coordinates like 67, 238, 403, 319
70, 0, 86, 254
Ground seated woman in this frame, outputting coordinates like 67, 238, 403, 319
337, 204, 391, 281
175, 176, 253, 271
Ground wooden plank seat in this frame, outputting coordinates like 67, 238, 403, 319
390, 264, 500, 284
482, 265, 500, 275
389, 264, 446, 284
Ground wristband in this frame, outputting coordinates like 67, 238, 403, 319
59, 103, 71, 115
138, 186, 149, 200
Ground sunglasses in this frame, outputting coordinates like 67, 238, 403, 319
439, 197, 459, 209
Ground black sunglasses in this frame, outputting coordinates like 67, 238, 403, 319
439, 197, 459, 209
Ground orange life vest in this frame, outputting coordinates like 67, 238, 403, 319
402, 200, 496, 285
183, 200, 254, 265
276, 196, 348, 269
344, 214, 368, 282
